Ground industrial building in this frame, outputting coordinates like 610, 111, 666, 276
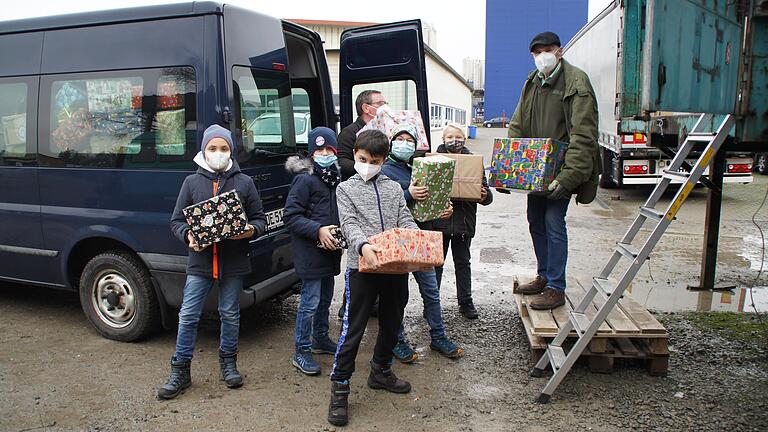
484, 0, 588, 122
289, 19, 473, 138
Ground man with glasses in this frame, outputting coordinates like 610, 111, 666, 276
338, 90, 387, 180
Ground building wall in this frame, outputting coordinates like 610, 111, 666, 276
484, 0, 588, 121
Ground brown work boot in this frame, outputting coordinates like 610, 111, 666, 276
529, 287, 566, 310
515, 275, 548, 295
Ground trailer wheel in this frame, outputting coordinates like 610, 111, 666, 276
599, 147, 618, 188
79, 251, 160, 341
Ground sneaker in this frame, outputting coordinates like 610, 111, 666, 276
311, 335, 338, 355
459, 302, 479, 320
529, 287, 566, 310
292, 350, 321, 375
430, 338, 464, 359
392, 341, 418, 363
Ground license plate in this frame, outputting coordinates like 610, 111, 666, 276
265, 208, 284, 231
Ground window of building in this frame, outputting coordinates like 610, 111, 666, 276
41, 67, 196, 168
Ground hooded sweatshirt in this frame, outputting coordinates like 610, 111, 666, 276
336, 173, 418, 270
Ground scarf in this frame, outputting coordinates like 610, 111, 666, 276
314, 163, 340, 188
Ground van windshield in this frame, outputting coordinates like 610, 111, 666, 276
233, 67, 295, 161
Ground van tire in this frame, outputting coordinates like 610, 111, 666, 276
79, 251, 159, 342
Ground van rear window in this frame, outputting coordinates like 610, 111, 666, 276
40, 67, 197, 169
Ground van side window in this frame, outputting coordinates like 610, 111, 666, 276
232, 67, 295, 167
40, 67, 196, 169
0, 80, 34, 165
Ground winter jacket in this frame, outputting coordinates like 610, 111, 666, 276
431, 144, 493, 238
507, 59, 600, 204
380, 157, 439, 230
170, 159, 267, 278
337, 116, 367, 180
283, 157, 342, 280
336, 173, 418, 270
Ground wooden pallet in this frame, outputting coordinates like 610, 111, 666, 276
513, 278, 669, 376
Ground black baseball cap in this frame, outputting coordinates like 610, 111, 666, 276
529, 32, 561, 52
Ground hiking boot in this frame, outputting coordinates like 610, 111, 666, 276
367, 361, 411, 394
292, 350, 321, 375
157, 356, 191, 400
430, 337, 465, 359
328, 380, 350, 426
392, 341, 418, 363
516, 275, 548, 295
311, 335, 338, 355
219, 351, 243, 388
529, 287, 566, 310
459, 302, 479, 319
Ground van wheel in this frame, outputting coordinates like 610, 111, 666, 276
79, 251, 159, 341
755, 153, 768, 175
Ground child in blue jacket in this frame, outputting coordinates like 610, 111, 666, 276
380, 124, 464, 361
284, 127, 343, 376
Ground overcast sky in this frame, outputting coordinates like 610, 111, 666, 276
0, 0, 486, 73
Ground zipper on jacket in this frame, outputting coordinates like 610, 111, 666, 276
372, 179, 385, 232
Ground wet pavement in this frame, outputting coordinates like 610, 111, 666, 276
1, 126, 766, 431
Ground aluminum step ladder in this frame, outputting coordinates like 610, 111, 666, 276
530, 114, 735, 403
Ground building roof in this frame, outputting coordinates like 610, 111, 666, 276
425, 45, 474, 92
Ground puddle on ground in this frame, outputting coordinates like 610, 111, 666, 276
626, 284, 768, 313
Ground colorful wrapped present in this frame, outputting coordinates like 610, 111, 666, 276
411, 155, 455, 222
426, 152, 484, 201
86, 79, 132, 112
489, 138, 568, 193
1, 113, 26, 148
183, 190, 249, 249
357, 108, 430, 151
156, 109, 186, 146
359, 228, 443, 274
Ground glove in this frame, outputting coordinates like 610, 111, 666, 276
547, 180, 570, 200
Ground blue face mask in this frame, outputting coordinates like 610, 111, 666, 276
314, 153, 338, 168
391, 140, 416, 161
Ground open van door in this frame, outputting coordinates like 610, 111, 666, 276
338, 19, 430, 148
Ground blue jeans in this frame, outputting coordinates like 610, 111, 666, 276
294, 276, 334, 352
527, 194, 570, 291
398, 269, 446, 343
174, 275, 242, 361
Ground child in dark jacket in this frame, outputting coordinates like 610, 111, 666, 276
380, 124, 464, 361
433, 124, 493, 319
328, 130, 417, 427
159, 124, 267, 400
284, 127, 343, 376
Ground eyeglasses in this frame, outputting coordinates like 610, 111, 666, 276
367, 100, 388, 107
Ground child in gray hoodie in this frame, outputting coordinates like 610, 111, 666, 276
327, 130, 418, 427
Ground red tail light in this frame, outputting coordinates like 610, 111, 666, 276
272, 62, 286, 71
727, 163, 752, 173
624, 164, 649, 175
621, 133, 647, 146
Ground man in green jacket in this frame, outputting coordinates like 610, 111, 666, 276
507, 31, 599, 310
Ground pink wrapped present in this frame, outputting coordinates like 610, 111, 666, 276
357, 108, 430, 151
359, 228, 444, 274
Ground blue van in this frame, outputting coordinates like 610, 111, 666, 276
0, 2, 431, 341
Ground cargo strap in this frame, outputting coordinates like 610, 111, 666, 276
212, 180, 219, 280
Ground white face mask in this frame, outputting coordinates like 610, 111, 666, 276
354, 161, 381, 182
206, 150, 231, 171
534, 51, 558, 74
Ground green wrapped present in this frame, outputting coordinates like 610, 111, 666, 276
411, 155, 455, 222
156, 109, 186, 146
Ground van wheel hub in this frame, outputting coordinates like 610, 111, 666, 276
91, 271, 136, 328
